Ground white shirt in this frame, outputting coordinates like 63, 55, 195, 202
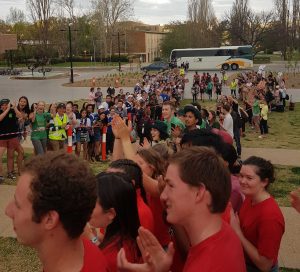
223, 113, 234, 138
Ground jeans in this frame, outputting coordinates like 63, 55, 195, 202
234, 129, 241, 156
260, 119, 268, 135
231, 89, 236, 97
192, 94, 197, 102
32, 138, 47, 155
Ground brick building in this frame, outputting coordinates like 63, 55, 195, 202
111, 22, 167, 63
125, 31, 166, 63
0, 33, 17, 54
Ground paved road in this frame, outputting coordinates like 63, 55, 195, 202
1, 63, 299, 103
0, 69, 112, 103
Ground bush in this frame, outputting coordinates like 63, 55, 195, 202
254, 56, 271, 64
50, 58, 66, 64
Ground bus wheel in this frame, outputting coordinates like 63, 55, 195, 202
231, 63, 239, 70
222, 64, 230, 70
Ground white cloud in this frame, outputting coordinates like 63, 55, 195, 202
139, 0, 171, 4
0, 0, 274, 25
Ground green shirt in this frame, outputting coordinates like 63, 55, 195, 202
31, 112, 51, 140
165, 116, 185, 136
211, 121, 220, 129
252, 100, 260, 116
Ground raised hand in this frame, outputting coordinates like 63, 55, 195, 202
112, 115, 130, 140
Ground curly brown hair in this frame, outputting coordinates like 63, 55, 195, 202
24, 151, 97, 239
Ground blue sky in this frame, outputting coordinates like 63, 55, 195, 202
0, 0, 274, 25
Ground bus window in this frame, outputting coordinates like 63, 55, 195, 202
238, 47, 252, 55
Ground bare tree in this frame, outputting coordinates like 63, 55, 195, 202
27, 0, 54, 56
187, 0, 219, 47
91, 0, 134, 59
6, 7, 26, 24
55, 0, 75, 20
226, 0, 251, 45
273, 0, 289, 59
291, 0, 300, 49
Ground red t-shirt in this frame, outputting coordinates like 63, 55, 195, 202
230, 175, 244, 213
136, 189, 155, 233
81, 238, 109, 272
148, 196, 171, 247
101, 236, 141, 272
239, 197, 285, 266
211, 128, 234, 145
183, 222, 246, 272
221, 202, 232, 223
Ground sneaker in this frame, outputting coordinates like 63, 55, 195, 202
258, 135, 263, 139
7, 172, 16, 180
0, 176, 4, 184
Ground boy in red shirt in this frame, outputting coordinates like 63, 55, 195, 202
5, 152, 109, 272
118, 147, 246, 272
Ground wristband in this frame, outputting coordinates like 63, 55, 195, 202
91, 236, 99, 244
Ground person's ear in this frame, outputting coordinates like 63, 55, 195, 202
107, 208, 116, 223
131, 179, 136, 187
43, 210, 60, 231
261, 178, 269, 189
195, 184, 206, 203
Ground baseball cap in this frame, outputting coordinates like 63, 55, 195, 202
98, 103, 106, 110
57, 103, 66, 109
0, 98, 10, 105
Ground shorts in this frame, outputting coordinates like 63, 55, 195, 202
93, 131, 101, 142
0, 137, 20, 150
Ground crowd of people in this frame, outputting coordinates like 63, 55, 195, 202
1, 67, 300, 272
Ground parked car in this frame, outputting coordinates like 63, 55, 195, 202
141, 62, 169, 72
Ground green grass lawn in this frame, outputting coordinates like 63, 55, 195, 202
0, 237, 41, 272
256, 53, 283, 62
0, 62, 128, 69
183, 100, 300, 149
241, 103, 300, 149
270, 165, 300, 206
51, 61, 127, 68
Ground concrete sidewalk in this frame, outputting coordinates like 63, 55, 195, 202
242, 147, 300, 167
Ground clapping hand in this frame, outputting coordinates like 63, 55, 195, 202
171, 125, 181, 138
112, 115, 131, 140
117, 227, 174, 272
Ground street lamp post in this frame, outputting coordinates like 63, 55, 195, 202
112, 31, 125, 72
61, 23, 77, 83
117, 32, 121, 72
68, 23, 74, 83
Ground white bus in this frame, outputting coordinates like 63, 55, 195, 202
170, 45, 253, 71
